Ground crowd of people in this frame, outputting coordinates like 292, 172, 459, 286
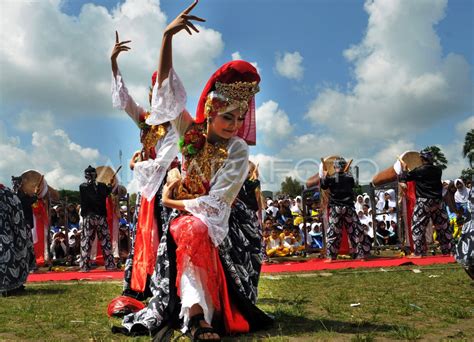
259, 175, 472, 260
48, 201, 135, 267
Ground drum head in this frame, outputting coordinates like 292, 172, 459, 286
400, 151, 422, 171
323, 155, 341, 177
96, 166, 119, 191
20, 170, 47, 197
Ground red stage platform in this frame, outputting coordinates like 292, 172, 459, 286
27, 255, 456, 283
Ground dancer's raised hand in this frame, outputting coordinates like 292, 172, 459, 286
164, 0, 205, 37
111, 31, 131, 60
111, 31, 131, 75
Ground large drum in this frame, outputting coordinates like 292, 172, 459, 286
372, 151, 422, 186
305, 155, 341, 188
19, 170, 50, 198
96, 166, 119, 192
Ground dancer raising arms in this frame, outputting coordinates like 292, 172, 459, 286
119, 1, 272, 340
111, 30, 179, 300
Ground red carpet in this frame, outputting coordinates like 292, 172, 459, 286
261, 255, 455, 273
27, 255, 455, 283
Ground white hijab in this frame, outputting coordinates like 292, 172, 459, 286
355, 195, 364, 212
454, 179, 469, 203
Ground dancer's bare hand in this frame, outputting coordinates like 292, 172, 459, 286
111, 31, 131, 62
164, 0, 205, 37
163, 179, 180, 202
129, 151, 142, 170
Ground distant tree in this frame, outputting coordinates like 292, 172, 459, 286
460, 168, 474, 184
58, 189, 80, 204
422, 146, 448, 170
280, 177, 302, 198
129, 193, 137, 207
353, 184, 363, 196
462, 129, 474, 167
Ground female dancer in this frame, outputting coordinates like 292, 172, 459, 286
111, 31, 179, 299
119, 1, 272, 340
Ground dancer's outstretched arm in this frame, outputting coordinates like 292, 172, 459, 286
111, 31, 131, 77
157, 0, 205, 87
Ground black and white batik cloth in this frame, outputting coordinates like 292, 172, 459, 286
455, 199, 473, 268
0, 187, 31, 294
411, 198, 452, 256
80, 214, 115, 271
326, 205, 372, 259
122, 192, 142, 298
121, 199, 272, 335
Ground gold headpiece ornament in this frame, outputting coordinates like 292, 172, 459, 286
215, 81, 260, 102
204, 81, 260, 117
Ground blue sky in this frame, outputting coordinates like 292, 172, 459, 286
0, 0, 472, 192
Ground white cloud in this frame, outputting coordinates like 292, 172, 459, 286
0, 118, 106, 190
0, 0, 224, 117
16, 110, 55, 132
305, 0, 472, 143
440, 140, 469, 180
456, 116, 474, 135
275, 51, 304, 80
231, 51, 242, 60
372, 140, 416, 170
256, 100, 293, 146
231, 51, 260, 74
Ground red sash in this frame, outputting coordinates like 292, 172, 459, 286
32, 199, 48, 266
131, 196, 159, 292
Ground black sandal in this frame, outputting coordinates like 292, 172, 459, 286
187, 313, 221, 342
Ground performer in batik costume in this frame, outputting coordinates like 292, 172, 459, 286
399, 150, 453, 257
111, 31, 179, 299
79, 166, 116, 272
118, 2, 272, 340
320, 157, 372, 261
0, 184, 30, 296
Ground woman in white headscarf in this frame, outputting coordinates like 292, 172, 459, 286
363, 194, 371, 208
355, 195, 364, 213
454, 179, 469, 215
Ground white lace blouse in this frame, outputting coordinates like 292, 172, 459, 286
111, 69, 179, 200
147, 68, 250, 246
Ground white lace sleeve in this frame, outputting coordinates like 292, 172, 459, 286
183, 138, 250, 246
148, 68, 192, 135
111, 69, 145, 126
133, 127, 179, 200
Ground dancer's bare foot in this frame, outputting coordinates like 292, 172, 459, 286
324, 258, 335, 263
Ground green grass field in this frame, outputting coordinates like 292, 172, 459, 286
0, 264, 472, 341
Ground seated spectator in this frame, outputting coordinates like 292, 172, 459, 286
363, 194, 371, 208
291, 227, 306, 255
376, 221, 390, 246
68, 228, 80, 264
51, 231, 68, 260
291, 196, 302, 213
309, 222, 323, 249
455, 179, 469, 216
276, 200, 292, 225
388, 220, 399, 245
265, 200, 279, 219
362, 204, 370, 217
266, 227, 289, 257
280, 224, 296, 254
355, 195, 364, 213
67, 203, 80, 229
